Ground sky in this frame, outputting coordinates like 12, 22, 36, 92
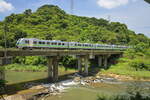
0, 0, 150, 37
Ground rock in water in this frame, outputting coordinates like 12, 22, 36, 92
74, 77, 81, 82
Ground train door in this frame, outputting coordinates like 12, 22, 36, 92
29, 39, 33, 47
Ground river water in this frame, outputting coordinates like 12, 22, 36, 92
44, 81, 150, 100
5, 71, 150, 100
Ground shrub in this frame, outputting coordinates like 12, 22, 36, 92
5, 64, 47, 72
60, 56, 77, 68
0, 80, 6, 88
0, 79, 6, 94
97, 92, 150, 100
129, 59, 150, 71
117, 58, 130, 63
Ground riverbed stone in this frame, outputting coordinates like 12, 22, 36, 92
96, 75, 101, 79
74, 77, 81, 82
30, 85, 45, 90
3, 94, 27, 100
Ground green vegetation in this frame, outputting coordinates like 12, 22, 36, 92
145, 0, 150, 4
0, 66, 6, 94
5, 64, 47, 72
97, 82, 150, 100
0, 5, 149, 47
102, 43, 150, 79
102, 62, 150, 78
0, 79, 6, 88
97, 92, 150, 100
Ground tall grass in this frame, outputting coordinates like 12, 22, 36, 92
5, 64, 47, 72
101, 58, 150, 79
4, 64, 77, 73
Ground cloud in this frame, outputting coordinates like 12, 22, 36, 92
0, 0, 14, 12
97, 0, 129, 9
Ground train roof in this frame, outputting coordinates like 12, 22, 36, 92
21, 38, 39, 40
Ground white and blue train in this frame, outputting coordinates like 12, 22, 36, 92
16, 38, 129, 50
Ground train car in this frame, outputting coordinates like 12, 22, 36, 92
96, 44, 112, 50
16, 38, 129, 50
16, 38, 69, 49
16, 38, 36, 49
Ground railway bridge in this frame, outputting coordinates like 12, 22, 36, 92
0, 49, 123, 82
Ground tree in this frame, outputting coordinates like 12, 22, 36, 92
24, 9, 32, 16
145, 0, 150, 4
0, 4, 149, 49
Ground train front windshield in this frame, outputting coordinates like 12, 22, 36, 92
16, 39, 21, 45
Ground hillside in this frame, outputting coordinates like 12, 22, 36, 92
0, 5, 149, 48
145, 0, 150, 4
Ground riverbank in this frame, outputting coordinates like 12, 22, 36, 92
98, 59, 150, 81
99, 73, 150, 82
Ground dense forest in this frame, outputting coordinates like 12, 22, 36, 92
0, 5, 149, 48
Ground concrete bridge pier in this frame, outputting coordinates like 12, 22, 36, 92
84, 55, 89, 76
98, 56, 102, 67
47, 57, 53, 81
77, 56, 82, 73
77, 55, 89, 76
103, 55, 111, 69
47, 56, 59, 82
53, 56, 59, 82
103, 56, 108, 69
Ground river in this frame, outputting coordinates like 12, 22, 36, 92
44, 81, 150, 100
4, 71, 150, 100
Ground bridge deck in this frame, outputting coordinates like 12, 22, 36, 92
0, 49, 124, 57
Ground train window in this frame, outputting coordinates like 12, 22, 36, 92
25, 40, 29, 44
47, 42, 50, 45
54, 43, 57, 45
62, 43, 65, 45
58, 43, 61, 45
33, 41, 37, 44
42, 42, 45, 44
39, 41, 42, 44
52, 42, 57, 45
